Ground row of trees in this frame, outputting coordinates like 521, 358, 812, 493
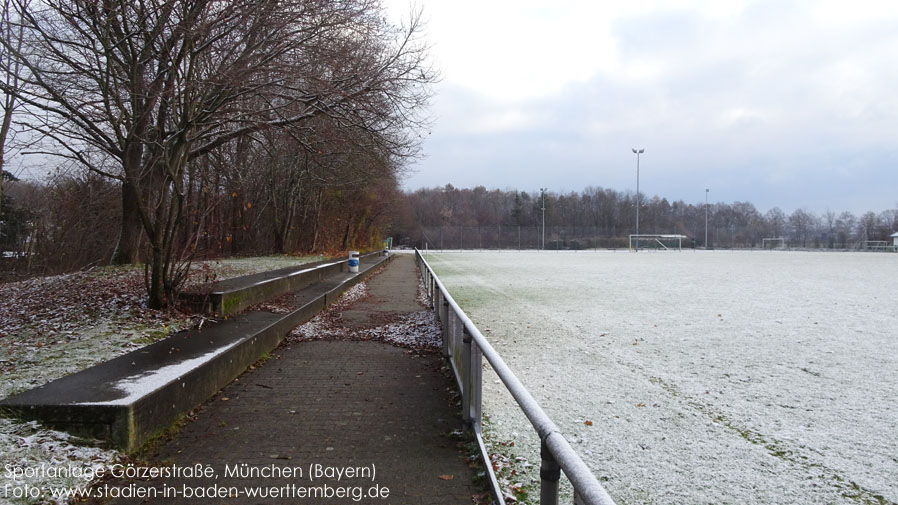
1, 0, 436, 307
393, 185, 898, 250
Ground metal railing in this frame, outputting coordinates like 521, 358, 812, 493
414, 249, 617, 505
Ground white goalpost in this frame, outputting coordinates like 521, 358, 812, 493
862, 240, 889, 251
628, 234, 686, 251
762, 237, 786, 250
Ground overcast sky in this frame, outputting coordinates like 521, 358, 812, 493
384, 0, 898, 214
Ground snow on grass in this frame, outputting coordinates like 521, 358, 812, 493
1, 255, 320, 399
0, 269, 181, 400
186, 254, 324, 288
0, 419, 117, 505
427, 250, 898, 505
0, 254, 318, 504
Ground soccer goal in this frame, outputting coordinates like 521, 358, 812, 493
863, 240, 890, 251
629, 234, 686, 251
761, 237, 785, 250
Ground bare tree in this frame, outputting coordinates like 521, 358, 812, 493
858, 211, 878, 243
823, 210, 836, 249
0, 0, 28, 228
3, 0, 435, 307
765, 207, 786, 239
835, 211, 857, 249
788, 209, 817, 248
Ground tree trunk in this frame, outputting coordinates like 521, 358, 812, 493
309, 188, 323, 252
341, 214, 353, 250
110, 180, 143, 264
230, 193, 242, 254
147, 246, 165, 309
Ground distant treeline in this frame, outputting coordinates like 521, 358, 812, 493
392, 185, 898, 250
2, 168, 399, 272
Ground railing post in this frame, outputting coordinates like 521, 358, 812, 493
447, 313, 454, 358
540, 439, 561, 505
451, 313, 460, 359
415, 248, 617, 505
470, 340, 483, 430
441, 299, 450, 358
430, 275, 435, 309
461, 326, 472, 424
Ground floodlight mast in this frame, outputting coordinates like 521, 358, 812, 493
705, 188, 709, 249
540, 187, 547, 250
632, 148, 644, 252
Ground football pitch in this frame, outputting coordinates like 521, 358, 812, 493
428, 250, 897, 505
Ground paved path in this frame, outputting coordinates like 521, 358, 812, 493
100, 254, 479, 504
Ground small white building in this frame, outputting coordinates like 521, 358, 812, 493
892, 231, 898, 248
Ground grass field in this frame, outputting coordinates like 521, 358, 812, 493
0, 254, 322, 504
428, 250, 897, 505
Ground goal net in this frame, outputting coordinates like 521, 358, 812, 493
762, 237, 785, 250
629, 234, 686, 251
863, 240, 890, 251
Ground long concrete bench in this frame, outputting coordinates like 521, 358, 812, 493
182, 251, 383, 317
0, 253, 392, 451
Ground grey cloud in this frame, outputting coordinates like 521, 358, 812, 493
404, 3, 898, 214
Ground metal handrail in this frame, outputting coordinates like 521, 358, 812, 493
415, 249, 617, 505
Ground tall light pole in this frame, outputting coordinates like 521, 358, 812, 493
540, 187, 547, 250
704, 188, 709, 249
631, 148, 644, 252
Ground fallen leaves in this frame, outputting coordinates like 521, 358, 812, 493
0, 267, 153, 342
1, 256, 327, 504
246, 291, 296, 314
438, 474, 454, 480
289, 279, 443, 353
472, 492, 491, 504
584, 420, 593, 426
489, 448, 534, 502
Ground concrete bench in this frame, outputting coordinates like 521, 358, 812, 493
181, 251, 383, 318
0, 253, 391, 451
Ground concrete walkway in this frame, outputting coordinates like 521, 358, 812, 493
99, 254, 480, 504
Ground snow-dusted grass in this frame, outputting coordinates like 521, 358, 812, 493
0, 254, 319, 504
189, 254, 324, 284
1, 255, 321, 398
427, 250, 898, 505
0, 419, 117, 505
